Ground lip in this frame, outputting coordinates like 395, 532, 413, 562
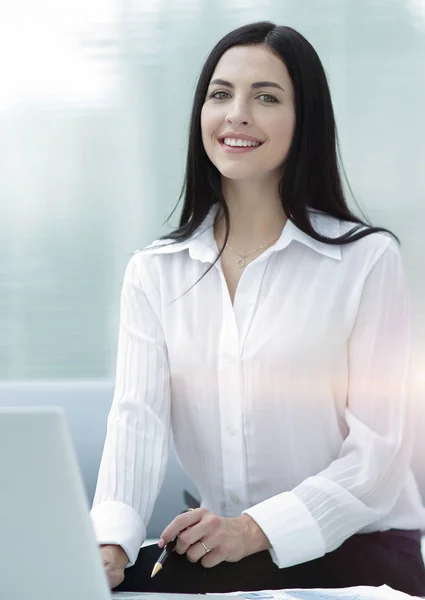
218, 132, 264, 143
217, 132, 265, 154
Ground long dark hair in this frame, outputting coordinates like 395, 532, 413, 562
163, 21, 397, 252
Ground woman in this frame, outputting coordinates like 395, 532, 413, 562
90, 21, 425, 596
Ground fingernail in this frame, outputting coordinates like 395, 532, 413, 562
158, 539, 165, 548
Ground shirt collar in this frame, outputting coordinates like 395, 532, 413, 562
143, 205, 219, 264
143, 204, 342, 262
275, 210, 342, 260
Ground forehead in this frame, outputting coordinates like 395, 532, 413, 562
210, 44, 290, 85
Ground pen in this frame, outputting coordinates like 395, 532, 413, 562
151, 536, 177, 577
151, 490, 200, 578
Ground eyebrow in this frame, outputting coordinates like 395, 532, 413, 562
209, 78, 285, 92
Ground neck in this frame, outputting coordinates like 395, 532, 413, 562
214, 175, 287, 253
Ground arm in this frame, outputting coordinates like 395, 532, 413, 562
243, 239, 414, 568
90, 253, 171, 567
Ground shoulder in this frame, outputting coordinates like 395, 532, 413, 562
311, 211, 403, 285
124, 237, 195, 303
122, 242, 172, 292
315, 211, 399, 265
340, 221, 398, 266
130, 237, 189, 270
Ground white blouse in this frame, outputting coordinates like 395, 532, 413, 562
90, 205, 425, 569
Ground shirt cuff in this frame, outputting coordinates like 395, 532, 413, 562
242, 492, 325, 568
90, 500, 146, 568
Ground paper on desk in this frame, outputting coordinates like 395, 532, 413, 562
112, 594, 247, 599
112, 587, 419, 599
208, 585, 418, 599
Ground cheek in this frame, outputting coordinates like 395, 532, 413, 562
268, 111, 295, 151
201, 110, 213, 159
201, 105, 223, 145
201, 106, 213, 143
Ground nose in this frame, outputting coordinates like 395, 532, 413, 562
225, 99, 251, 127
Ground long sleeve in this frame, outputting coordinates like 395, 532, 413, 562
243, 240, 415, 568
90, 253, 171, 567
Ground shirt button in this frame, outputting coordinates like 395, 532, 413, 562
230, 493, 241, 505
226, 425, 237, 436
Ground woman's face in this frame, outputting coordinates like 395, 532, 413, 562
201, 44, 296, 183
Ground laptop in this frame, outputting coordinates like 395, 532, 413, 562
0, 406, 228, 600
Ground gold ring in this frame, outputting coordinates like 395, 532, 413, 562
201, 541, 211, 554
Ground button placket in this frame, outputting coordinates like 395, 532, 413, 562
216, 268, 247, 514
234, 260, 269, 352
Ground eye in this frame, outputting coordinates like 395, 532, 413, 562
257, 94, 278, 103
209, 90, 231, 100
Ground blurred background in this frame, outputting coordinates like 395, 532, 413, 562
0, 0, 424, 522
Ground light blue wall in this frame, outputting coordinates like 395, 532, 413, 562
1, 0, 424, 389
1, 0, 425, 535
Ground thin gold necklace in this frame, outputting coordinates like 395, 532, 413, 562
225, 236, 280, 268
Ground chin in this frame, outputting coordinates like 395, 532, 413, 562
216, 163, 262, 181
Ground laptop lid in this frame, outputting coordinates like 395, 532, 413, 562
0, 406, 111, 600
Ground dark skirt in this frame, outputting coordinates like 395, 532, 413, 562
114, 528, 425, 597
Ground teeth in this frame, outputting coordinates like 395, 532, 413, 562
223, 137, 260, 147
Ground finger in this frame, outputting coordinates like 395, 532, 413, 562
175, 512, 220, 553
105, 567, 118, 588
185, 539, 215, 563
160, 508, 205, 546
160, 506, 195, 546
176, 511, 222, 554
174, 519, 209, 554
201, 549, 223, 569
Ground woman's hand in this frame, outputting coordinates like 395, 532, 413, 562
100, 544, 128, 589
159, 508, 271, 568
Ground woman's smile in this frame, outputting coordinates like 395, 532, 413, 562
218, 134, 265, 154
